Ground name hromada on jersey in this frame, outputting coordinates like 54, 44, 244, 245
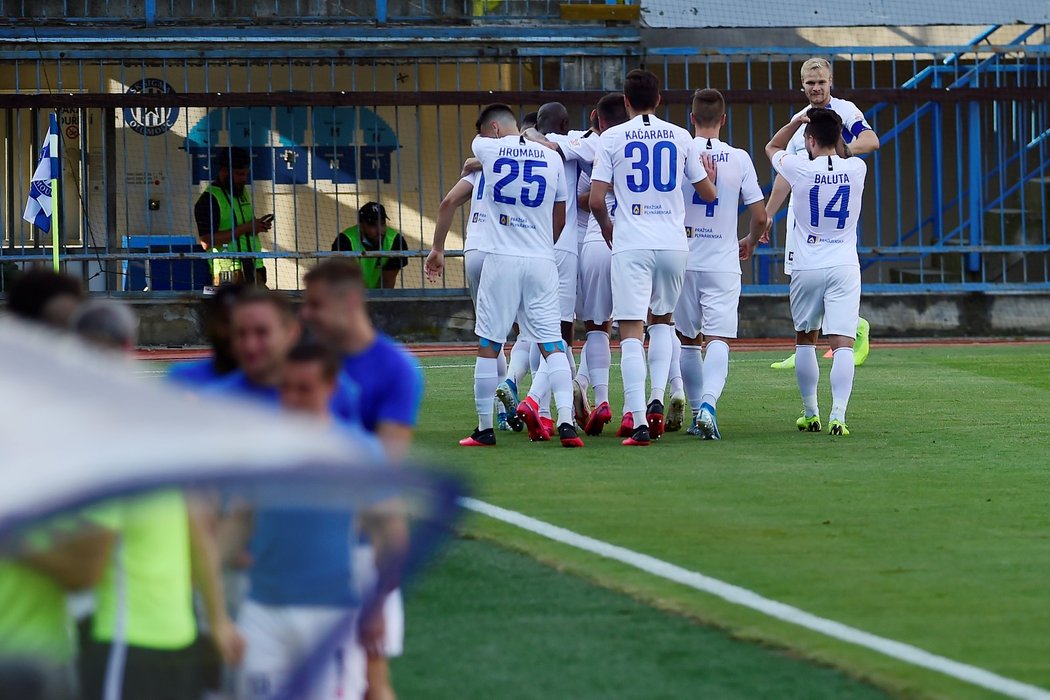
472, 134, 568, 260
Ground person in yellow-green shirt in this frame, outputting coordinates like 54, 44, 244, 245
195, 147, 271, 286
0, 516, 113, 700
332, 202, 410, 289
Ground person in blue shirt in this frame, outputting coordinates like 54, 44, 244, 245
300, 259, 422, 700
223, 341, 391, 700
301, 259, 423, 462
213, 289, 362, 425
168, 283, 245, 387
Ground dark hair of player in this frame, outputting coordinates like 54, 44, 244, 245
691, 88, 726, 128
475, 103, 516, 132
286, 341, 341, 381
623, 69, 661, 112
597, 92, 629, 128
521, 111, 538, 130
804, 107, 844, 148
589, 110, 600, 130
232, 288, 296, 321
6, 269, 83, 322
304, 258, 366, 292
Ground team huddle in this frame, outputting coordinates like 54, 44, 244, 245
427, 59, 879, 447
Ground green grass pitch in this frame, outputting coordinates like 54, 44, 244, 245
397, 343, 1050, 699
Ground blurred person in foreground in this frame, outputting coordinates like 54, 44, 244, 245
300, 259, 422, 700
167, 282, 246, 387
229, 342, 392, 700
6, 268, 84, 328
70, 300, 244, 700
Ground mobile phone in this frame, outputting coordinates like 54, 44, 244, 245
261, 213, 275, 224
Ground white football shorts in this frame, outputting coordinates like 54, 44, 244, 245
611, 249, 688, 321
578, 240, 612, 324
554, 248, 578, 323
789, 265, 861, 338
475, 253, 562, 346
237, 601, 366, 700
464, 249, 487, 308
674, 270, 741, 340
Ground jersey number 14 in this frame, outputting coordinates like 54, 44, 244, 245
809, 184, 851, 229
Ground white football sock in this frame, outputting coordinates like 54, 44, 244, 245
508, 338, 530, 387
795, 345, 820, 417
565, 343, 577, 377
620, 337, 648, 426
545, 351, 574, 427
646, 323, 674, 405
496, 347, 508, 384
669, 332, 684, 396
528, 356, 552, 418
700, 339, 729, 409
679, 345, 704, 414
474, 356, 499, 431
829, 347, 855, 423
529, 342, 542, 375
585, 330, 611, 406
576, 345, 590, 391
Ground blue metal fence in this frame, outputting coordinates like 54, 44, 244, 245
0, 27, 1046, 295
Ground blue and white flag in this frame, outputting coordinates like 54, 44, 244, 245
22, 113, 60, 233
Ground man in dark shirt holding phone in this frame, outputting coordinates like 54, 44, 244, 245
194, 147, 271, 286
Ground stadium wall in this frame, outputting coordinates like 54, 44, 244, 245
125, 293, 1050, 346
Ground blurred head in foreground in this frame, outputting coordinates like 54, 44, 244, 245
279, 342, 341, 417
301, 259, 369, 351
70, 299, 138, 352
230, 289, 300, 385
201, 282, 246, 372
7, 269, 84, 329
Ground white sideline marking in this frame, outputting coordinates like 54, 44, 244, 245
460, 497, 1050, 700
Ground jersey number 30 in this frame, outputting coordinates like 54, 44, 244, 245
809, 185, 851, 229
493, 158, 548, 208
624, 141, 678, 193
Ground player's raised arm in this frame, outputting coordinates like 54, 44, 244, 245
426, 177, 474, 281
766, 114, 808, 161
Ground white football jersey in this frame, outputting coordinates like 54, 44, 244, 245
772, 150, 867, 271
783, 97, 874, 274
681, 137, 763, 274
578, 169, 617, 246
561, 129, 601, 238
462, 170, 492, 253
592, 113, 706, 253
546, 132, 582, 254
472, 134, 567, 260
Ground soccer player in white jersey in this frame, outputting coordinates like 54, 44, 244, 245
426, 120, 525, 434
590, 70, 717, 446
675, 88, 768, 440
527, 93, 629, 437
459, 103, 583, 448
767, 58, 879, 370
766, 107, 868, 436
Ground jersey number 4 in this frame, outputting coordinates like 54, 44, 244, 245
809, 184, 851, 229
691, 191, 718, 216
492, 158, 548, 208
624, 141, 678, 193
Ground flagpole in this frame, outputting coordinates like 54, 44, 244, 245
51, 176, 59, 272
